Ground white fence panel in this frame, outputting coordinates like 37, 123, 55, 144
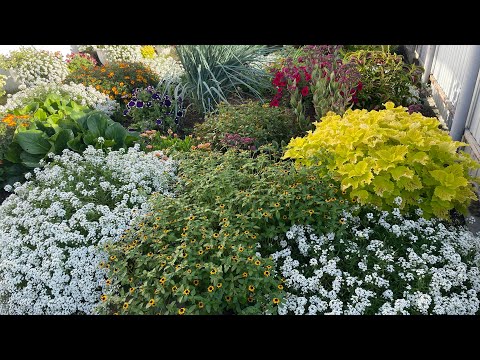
430, 45, 472, 126
415, 45, 429, 66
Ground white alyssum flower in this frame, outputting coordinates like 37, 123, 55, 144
271, 207, 480, 315
0, 82, 118, 117
0, 146, 177, 315
2, 47, 68, 89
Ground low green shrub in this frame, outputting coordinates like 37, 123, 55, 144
344, 49, 423, 110
194, 101, 304, 151
99, 149, 349, 314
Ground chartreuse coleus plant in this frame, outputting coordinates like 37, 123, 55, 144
1, 93, 138, 184
283, 102, 480, 219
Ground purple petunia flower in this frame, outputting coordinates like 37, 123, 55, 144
123, 109, 129, 116
128, 100, 136, 107
177, 110, 183, 117
164, 99, 172, 107
152, 93, 160, 100
156, 119, 163, 125
136, 101, 144, 108
146, 101, 152, 107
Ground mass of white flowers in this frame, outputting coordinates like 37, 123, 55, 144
0, 74, 6, 97
272, 207, 480, 315
96, 45, 143, 64
141, 55, 184, 82
0, 82, 119, 117
0, 145, 177, 315
2, 47, 68, 90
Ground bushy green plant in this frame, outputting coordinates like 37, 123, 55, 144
194, 101, 304, 151
0, 94, 138, 185
283, 102, 480, 219
98, 149, 349, 315
64, 61, 160, 104
175, 45, 277, 114
65, 52, 97, 73
344, 49, 423, 110
139, 129, 197, 154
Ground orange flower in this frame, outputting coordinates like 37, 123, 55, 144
108, 72, 114, 78
100, 68, 106, 73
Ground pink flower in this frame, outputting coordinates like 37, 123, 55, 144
301, 86, 309, 97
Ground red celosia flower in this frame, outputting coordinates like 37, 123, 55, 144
301, 86, 309, 97
270, 99, 280, 107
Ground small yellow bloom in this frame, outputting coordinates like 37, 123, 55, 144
208, 285, 215, 292
178, 307, 186, 315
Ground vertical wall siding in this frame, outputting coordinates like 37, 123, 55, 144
430, 45, 471, 126
415, 45, 429, 66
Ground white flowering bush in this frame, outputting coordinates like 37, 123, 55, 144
141, 56, 184, 82
0, 145, 177, 315
1, 47, 68, 90
271, 203, 480, 315
96, 45, 143, 64
0, 74, 6, 97
0, 82, 119, 116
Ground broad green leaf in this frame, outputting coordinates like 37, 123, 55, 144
408, 151, 429, 165
51, 129, 74, 154
16, 130, 52, 155
34, 108, 47, 121
4, 142, 23, 163
87, 112, 109, 137
434, 186, 456, 201
106, 123, 128, 149
20, 151, 44, 168
350, 189, 369, 203
67, 135, 87, 153
83, 132, 96, 145
34, 120, 56, 137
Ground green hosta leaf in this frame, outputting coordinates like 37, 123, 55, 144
4, 142, 23, 163
86, 112, 109, 137
83, 132, 96, 146
390, 166, 414, 181
105, 122, 128, 149
67, 134, 87, 153
34, 108, 47, 121
34, 120, 56, 137
434, 186, 456, 201
19, 151, 43, 168
50, 129, 74, 154
69, 110, 89, 121
16, 130, 52, 155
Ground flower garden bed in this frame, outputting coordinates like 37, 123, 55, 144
1, 45, 480, 315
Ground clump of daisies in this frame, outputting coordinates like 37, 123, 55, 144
270, 200, 480, 315
0, 145, 176, 315
1, 47, 68, 90
0, 82, 119, 117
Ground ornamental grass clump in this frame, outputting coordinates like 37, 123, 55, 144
98, 149, 350, 315
271, 203, 480, 315
0, 145, 176, 314
283, 102, 479, 219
